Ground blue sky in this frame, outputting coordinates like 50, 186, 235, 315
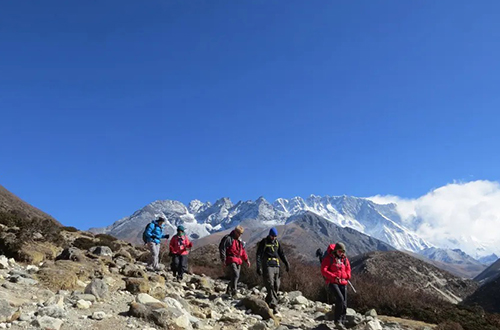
1, 0, 499, 229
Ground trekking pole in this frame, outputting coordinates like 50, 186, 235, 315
348, 280, 357, 293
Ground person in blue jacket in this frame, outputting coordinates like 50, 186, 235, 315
143, 217, 170, 271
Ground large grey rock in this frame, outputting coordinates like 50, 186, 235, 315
55, 247, 84, 261
33, 316, 63, 330
0, 256, 9, 269
0, 298, 18, 323
37, 305, 66, 319
84, 278, 108, 301
89, 246, 113, 257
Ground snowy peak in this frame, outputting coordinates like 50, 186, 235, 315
92, 194, 434, 253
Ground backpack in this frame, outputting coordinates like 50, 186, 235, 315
142, 222, 153, 244
218, 234, 230, 252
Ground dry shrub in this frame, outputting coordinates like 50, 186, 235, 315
61, 226, 79, 232
436, 321, 465, 330
72, 237, 96, 250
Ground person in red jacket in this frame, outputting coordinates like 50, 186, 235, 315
169, 225, 193, 281
321, 242, 351, 327
218, 225, 250, 297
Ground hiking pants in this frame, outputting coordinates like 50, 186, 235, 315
171, 254, 188, 279
147, 242, 161, 270
329, 283, 347, 323
263, 266, 280, 308
226, 263, 241, 294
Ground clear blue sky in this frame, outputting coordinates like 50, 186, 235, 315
1, 1, 499, 229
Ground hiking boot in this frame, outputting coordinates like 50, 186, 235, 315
334, 321, 347, 330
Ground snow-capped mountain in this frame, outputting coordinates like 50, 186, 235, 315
90, 195, 432, 252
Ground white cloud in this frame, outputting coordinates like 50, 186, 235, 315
368, 180, 500, 257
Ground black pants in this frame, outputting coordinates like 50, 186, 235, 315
263, 267, 280, 308
226, 263, 241, 294
329, 283, 347, 323
171, 254, 188, 279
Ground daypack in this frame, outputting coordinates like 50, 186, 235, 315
142, 222, 153, 244
218, 234, 230, 252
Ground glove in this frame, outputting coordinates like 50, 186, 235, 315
285, 264, 290, 273
162, 234, 170, 239
257, 268, 262, 276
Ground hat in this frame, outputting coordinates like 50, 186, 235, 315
269, 227, 278, 237
177, 225, 185, 232
157, 217, 166, 222
235, 225, 244, 234
333, 242, 346, 253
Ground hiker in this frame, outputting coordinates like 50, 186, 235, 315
256, 227, 290, 313
219, 225, 250, 297
321, 242, 351, 328
169, 225, 193, 281
143, 217, 170, 271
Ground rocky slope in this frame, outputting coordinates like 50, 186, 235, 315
462, 274, 500, 314
0, 184, 58, 224
415, 248, 486, 279
349, 251, 478, 304
473, 258, 500, 285
0, 231, 437, 330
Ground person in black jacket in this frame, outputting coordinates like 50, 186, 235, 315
256, 227, 290, 313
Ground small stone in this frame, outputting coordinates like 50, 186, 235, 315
76, 300, 92, 309
92, 311, 106, 320
26, 265, 39, 273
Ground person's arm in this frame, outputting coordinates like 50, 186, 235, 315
321, 256, 337, 283
169, 236, 175, 253
278, 243, 290, 272
241, 242, 250, 266
186, 237, 193, 249
345, 257, 351, 280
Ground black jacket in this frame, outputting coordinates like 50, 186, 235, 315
256, 236, 289, 270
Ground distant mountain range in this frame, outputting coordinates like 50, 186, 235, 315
89, 194, 499, 280
90, 195, 432, 252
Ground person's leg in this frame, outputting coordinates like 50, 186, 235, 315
178, 255, 188, 279
152, 243, 160, 270
147, 243, 155, 268
263, 267, 274, 306
339, 284, 347, 324
171, 255, 179, 277
329, 283, 345, 323
226, 263, 237, 294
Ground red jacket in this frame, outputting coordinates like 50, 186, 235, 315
220, 231, 248, 265
321, 244, 351, 285
169, 234, 193, 256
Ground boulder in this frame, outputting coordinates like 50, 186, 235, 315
238, 297, 276, 321
0, 298, 19, 323
33, 316, 63, 330
84, 278, 108, 301
125, 278, 150, 294
88, 246, 113, 257
55, 247, 84, 262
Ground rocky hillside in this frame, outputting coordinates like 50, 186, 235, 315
350, 251, 478, 304
463, 274, 500, 314
0, 226, 439, 330
474, 258, 500, 285
0, 184, 58, 224
412, 248, 486, 279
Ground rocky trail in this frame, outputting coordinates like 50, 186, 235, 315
0, 245, 435, 330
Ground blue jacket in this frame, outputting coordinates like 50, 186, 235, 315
144, 220, 168, 244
